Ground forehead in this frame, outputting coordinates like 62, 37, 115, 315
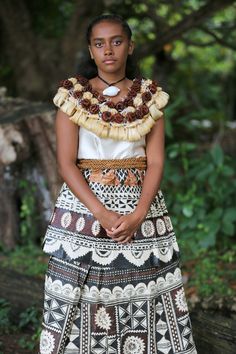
90, 21, 126, 39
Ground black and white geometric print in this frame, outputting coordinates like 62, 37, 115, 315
39, 166, 197, 354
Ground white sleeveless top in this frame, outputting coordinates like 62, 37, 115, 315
78, 127, 146, 159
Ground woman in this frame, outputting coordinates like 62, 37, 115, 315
39, 14, 197, 354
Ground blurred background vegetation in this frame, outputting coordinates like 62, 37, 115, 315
0, 0, 236, 353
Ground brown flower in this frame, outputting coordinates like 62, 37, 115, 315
152, 80, 158, 86
115, 101, 125, 112
107, 101, 115, 108
136, 109, 143, 119
89, 104, 99, 114
73, 90, 83, 99
134, 77, 142, 85
102, 111, 112, 122
126, 112, 136, 122
123, 98, 134, 107
127, 89, 137, 98
149, 83, 157, 94
83, 83, 92, 91
113, 113, 123, 123
92, 90, 99, 98
98, 94, 106, 103
76, 75, 88, 86
132, 82, 141, 92
139, 104, 149, 116
80, 98, 91, 108
141, 91, 152, 103
61, 79, 73, 90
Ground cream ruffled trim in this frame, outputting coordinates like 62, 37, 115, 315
53, 82, 169, 141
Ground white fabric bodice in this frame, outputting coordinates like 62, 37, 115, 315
78, 127, 146, 159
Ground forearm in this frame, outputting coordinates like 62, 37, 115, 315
134, 163, 163, 220
58, 162, 106, 218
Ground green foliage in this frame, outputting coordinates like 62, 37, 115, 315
18, 179, 39, 244
19, 306, 41, 329
185, 247, 236, 297
25, 0, 75, 38
162, 142, 236, 259
18, 327, 41, 351
0, 301, 41, 351
18, 306, 42, 351
0, 299, 14, 334
2, 244, 47, 277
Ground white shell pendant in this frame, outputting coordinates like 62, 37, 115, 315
102, 86, 120, 97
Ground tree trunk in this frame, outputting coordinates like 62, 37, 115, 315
191, 309, 236, 354
0, 92, 59, 249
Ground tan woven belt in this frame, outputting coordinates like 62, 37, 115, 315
77, 157, 147, 170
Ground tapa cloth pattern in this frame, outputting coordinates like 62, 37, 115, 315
39, 165, 197, 354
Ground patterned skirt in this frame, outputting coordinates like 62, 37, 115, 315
39, 163, 197, 354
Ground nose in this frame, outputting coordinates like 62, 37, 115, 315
104, 43, 113, 56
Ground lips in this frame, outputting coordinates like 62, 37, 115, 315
103, 58, 116, 64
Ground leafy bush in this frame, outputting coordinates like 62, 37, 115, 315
18, 179, 39, 244
0, 300, 41, 351
2, 243, 47, 276
18, 306, 42, 351
183, 245, 236, 297
162, 142, 236, 259
0, 299, 13, 334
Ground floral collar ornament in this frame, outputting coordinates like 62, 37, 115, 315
53, 74, 169, 141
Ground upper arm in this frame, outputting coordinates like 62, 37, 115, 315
145, 115, 165, 167
55, 109, 79, 169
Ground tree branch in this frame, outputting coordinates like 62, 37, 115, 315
182, 38, 216, 47
200, 26, 236, 50
137, 0, 236, 56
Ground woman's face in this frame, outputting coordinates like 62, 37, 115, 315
88, 21, 134, 76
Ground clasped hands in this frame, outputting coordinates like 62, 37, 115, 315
98, 209, 144, 245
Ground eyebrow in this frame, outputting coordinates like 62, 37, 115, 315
92, 35, 124, 41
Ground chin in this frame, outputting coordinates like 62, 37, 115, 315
102, 65, 124, 74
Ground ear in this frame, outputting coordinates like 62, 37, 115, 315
88, 46, 94, 60
128, 40, 135, 55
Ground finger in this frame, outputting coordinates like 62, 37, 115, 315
113, 217, 125, 229
105, 228, 122, 237
111, 231, 127, 239
105, 228, 113, 233
118, 236, 133, 244
114, 234, 131, 242
108, 224, 127, 237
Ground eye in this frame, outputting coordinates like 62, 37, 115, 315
95, 42, 103, 48
113, 40, 122, 46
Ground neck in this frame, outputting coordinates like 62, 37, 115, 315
97, 69, 126, 84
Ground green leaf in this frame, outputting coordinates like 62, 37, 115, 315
165, 115, 173, 138
223, 208, 236, 223
182, 205, 193, 217
222, 166, 234, 176
196, 164, 214, 180
211, 144, 224, 166
199, 231, 216, 248
223, 222, 235, 236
